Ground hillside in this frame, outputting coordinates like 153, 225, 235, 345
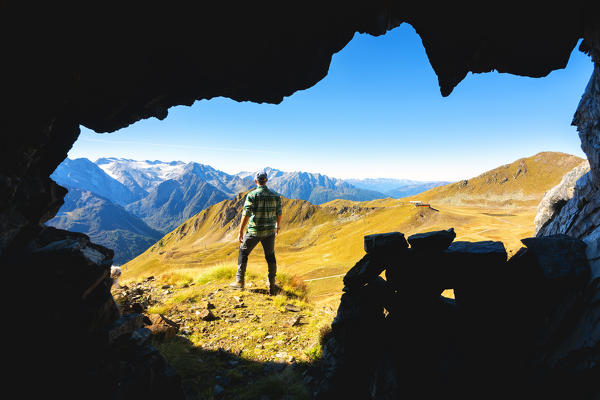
113, 265, 334, 398
122, 152, 585, 305
408, 152, 584, 206
47, 189, 162, 264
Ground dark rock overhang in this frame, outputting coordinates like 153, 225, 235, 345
0, 1, 598, 254
2, 1, 597, 136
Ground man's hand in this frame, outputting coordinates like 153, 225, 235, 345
275, 215, 282, 237
238, 215, 250, 243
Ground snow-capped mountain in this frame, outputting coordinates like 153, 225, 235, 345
51, 158, 138, 205
49, 157, 254, 263
96, 158, 252, 198
96, 158, 188, 199
237, 167, 386, 204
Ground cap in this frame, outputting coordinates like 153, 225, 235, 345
255, 171, 268, 182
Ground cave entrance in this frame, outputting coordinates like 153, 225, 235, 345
57, 24, 591, 279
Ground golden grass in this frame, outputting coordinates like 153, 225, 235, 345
122, 152, 582, 308
407, 152, 583, 207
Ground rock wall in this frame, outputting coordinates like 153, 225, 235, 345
11, 227, 184, 398
315, 230, 598, 399
534, 161, 590, 233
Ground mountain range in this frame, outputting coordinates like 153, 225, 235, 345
346, 178, 451, 198
236, 167, 386, 204
49, 157, 448, 263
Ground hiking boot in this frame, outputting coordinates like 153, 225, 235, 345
266, 279, 279, 296
229, 281, 244, 290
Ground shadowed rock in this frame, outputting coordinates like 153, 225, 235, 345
107, 313, 148, 344
196, 309, 217, 321
343, 254, 383, 290
148, 314, 180, 341
408, 228, 456, 252
521, 234, 589, 281
364, 232, 408, 255
441, 240, 507, 289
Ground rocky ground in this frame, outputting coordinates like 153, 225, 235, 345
112, 272, 335, 399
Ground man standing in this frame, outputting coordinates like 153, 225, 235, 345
230, 171, 282, 295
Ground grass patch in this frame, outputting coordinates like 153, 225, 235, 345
318, 324, 333, 346
158, 271, 195, 286
237, 367, 310, 400
277, 272, 308, 299
304, 345, 322, 361
153, 338, 205, 381
195, 264, 238, 285
194, 264, 260, 285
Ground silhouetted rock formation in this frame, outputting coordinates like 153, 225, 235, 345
2, 3, 599, 256
14, 227, 183, 399
1, 4, 599, 398
315, 230, 598, 399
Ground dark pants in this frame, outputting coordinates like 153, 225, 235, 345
237, 233, 277, 283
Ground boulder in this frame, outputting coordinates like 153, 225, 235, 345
443, 241, 507, 312
199, 301, 215, 310
384, 247, 447, 297
521, 234, 589, 282
343, 254, 385, 290
332, 283, 386, 333
147, 314, 180, 340
366, 276, 396, 313
504, 238, 591, 351
408, 228, 456, 252
107, 314, 147, 344
442, 240, 507, 289
196, 309, 217, 321
364, 232, 408, 256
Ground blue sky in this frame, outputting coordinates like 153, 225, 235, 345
69, 24, 592, 181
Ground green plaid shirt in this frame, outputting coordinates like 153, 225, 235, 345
242, 185, 282, 237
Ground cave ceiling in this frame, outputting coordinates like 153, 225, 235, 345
3, 1, 596, 136
0, 1, 598, 254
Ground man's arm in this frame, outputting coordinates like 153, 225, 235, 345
275, 195, 282, 236
239, 192, 254, 242
238, 215, 250, 242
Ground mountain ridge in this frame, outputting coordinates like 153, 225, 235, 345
47, 188, 162, 264
407, 152, 585, 206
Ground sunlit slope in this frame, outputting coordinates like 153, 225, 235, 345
123, 198, 536, 299
123, 151, 584, 304
407, 152, 583, 206
123, 193, 343, 277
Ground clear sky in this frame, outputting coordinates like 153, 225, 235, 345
68, 24, 592, 181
